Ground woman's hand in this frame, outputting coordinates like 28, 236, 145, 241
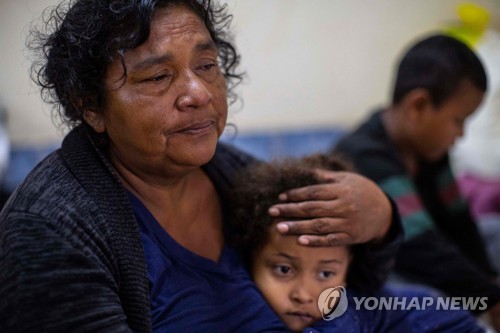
268, 170, 392, 246
489, 301, 500, 333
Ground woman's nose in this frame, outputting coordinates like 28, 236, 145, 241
175, 71, 211, 111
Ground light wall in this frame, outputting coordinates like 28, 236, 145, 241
1, 0, 499, 145
227, 0, 500, 132
0, 0, 62, 145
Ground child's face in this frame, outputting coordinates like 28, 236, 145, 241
251, 225, 350, 332
412, 79, 484, 161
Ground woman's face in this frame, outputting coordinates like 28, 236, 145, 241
90, 5, 228, 179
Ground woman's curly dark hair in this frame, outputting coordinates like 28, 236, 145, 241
29, 0, 243, 129
228, 153, 353, 265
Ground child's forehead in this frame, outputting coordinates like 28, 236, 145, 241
264, 226, 350, 262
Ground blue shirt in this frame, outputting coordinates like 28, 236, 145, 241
129, 192, 287, 332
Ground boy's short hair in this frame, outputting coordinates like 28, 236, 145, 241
228, 154, 352, 261
392, 34, 487, 106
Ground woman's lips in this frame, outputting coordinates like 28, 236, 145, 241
176, 120, 215, 135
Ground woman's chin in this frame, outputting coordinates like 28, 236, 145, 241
174, 136, 219, 168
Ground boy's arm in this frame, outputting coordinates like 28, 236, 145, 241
376, 172, 500, 311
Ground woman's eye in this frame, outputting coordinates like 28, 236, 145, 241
147, 75, 169, 83
141, 72, 172, 84
197, 61, 217, 71
196, 61, 220, 82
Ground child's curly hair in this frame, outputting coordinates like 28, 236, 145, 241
227, 153, 353, 264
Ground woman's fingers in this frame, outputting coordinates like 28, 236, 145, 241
278, 182, 342, 202
297, 233, 353, 247
274, 218, 354, 246
270, 171, 393, 245
269, 200, 350, 219
276, 217, 345, 234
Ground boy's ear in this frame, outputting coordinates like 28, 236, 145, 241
402, 88, 433, 121
83, 108, 106, 133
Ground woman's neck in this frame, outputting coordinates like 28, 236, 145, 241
113, 159, 224, 262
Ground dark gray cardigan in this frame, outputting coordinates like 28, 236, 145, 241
0, 125, 401, 332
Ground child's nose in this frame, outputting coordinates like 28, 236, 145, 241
290, 282, 314, 304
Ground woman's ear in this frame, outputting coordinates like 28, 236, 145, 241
83, 109, 106, 133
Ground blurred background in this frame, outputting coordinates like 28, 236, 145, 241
1, 0, 499, 197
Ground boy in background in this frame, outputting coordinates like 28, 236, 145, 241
332, 34, 500, 330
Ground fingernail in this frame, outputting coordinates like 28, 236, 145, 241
298, 236, 309, 245
277, 223, 289, 233
279, 193, 287, 201
268, 207, 280, 216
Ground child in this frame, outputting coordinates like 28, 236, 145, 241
332, 34, 500, 329
229, 154, 353, 332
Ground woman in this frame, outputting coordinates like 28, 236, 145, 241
0, 0, 399, 332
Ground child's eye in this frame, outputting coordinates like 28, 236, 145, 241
273, 264, 293, 276
318, 271, 336, 280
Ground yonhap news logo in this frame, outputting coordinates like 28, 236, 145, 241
317, 287, 488, 321
317, 286, 348, 321
351, 295, 488, 312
